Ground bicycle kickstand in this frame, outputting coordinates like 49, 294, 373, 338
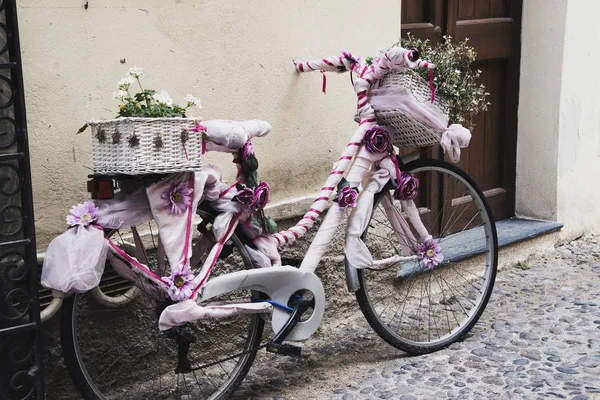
266, 297, 313, 357
164, 325, 196, 374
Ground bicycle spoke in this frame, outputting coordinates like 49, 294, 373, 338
357, 161, 497, 352
67, 217, 263, 400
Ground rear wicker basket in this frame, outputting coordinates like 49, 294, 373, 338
88, 117, 203, 176
373, 70, 449, 148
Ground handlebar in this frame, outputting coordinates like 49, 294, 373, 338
408, 48, 420, 62
294, 46, 434, 77
294, 46, 437, 122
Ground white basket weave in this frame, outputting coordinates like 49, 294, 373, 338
88, 117, 203, 176
373, 70, 450, 148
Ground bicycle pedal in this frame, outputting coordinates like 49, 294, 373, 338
266, 343, 302, 357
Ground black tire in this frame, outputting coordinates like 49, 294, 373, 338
355, 158, 498, 354
60, 210, 264, 400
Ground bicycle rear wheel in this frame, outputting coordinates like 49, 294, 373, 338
355, 158, 498, 354
60, 210, 264, 400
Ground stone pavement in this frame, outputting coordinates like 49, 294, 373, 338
232, 235, 600, 400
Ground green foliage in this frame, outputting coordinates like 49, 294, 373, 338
337, 177, 350, 190
242, 154, 259, 188
263, 216, 278, 234
395, 35, 490, 130
112, 67, 201, 119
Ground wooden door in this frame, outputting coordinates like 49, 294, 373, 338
401, 0, 522, 222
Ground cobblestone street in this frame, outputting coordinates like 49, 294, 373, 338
233, 235, 600, 400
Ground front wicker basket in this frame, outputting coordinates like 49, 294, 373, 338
373, 70, 449, 148
89, 117, 203, 176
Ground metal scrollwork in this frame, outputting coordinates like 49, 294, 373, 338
0, 75, 14, 110
0, 23, 7, 57
0, 335, 35, 400
0, 117, 17, 150
0, 1, 44, 397
0, 204, 24, 237
0, 251, 30, 323
0, 162, 22, 196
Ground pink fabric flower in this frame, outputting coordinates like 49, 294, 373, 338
233, 186, 255, 209
161, 180, 193, 215
66, 200, 99, 227
418, 238, 444, 269
252, 182, 270, 212
165, 264, 195, 301
337, 186, 358, 209
363, 126, 392, 154
241, 141, 254, 163
394, 172, 419, 200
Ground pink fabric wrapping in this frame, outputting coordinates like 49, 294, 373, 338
380, 194, 416, 257
344, 154, 394, 270
146, 173, 203, 277
245, 245, 273, 268
95, 187, 153, 229
440, 124, 472, 163
158, 299, 273, 331
369, 85, 450, 130
189, 214, 242, 298
41, 226, 108, 295
253, 235, 282, 266
202, 120, 271, 153
400, 200, 431, 241
277, 47, 423, 255
107, 251, 166, 301
369, 84, 472, 163
145, 167, 226, 278
208, 183, 247, 242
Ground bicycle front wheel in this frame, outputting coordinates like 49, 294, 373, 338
60, 210, 264, 400
355, 158, 498, 354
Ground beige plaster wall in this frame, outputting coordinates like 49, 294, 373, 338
517, 0, 600, 237
556, 0, 600, 237
515, 0, 567, 222
17, 0, 400, 249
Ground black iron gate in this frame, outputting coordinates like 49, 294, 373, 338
0, 0, 45, 399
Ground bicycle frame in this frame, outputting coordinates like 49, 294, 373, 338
104, 48, 433, 341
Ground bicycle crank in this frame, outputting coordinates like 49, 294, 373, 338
266, 297, 315, 357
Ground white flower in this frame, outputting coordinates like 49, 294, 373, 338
154, 90, 174, 106
184, 94, 202, 108
112, 90, 127, 100
118, 76, 135, 89
127, 66, 144, 78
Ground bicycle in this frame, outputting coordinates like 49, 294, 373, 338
55, 46, 498, 399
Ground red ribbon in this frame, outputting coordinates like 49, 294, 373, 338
429, 68, 435, 103
190, 122, 208, 155
321, 70, 327, 94
390, 153, 401, 183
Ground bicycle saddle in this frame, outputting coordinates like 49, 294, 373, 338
203, 119, 271, 153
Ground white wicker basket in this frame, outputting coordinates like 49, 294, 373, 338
373, 70, 450, 148
88, 117, 203, 176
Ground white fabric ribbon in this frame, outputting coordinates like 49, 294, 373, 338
344, 156, 395, 270
202, 119, 271, 153
41, 226, 108, 295
440, 124, 472, 163
158, 299, 272, 331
